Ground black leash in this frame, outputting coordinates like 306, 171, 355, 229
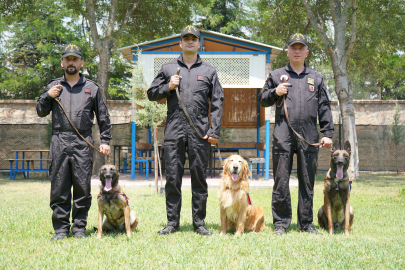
173, 67, 223, 165
53, 81, 111, 164
276, 78, 321, 147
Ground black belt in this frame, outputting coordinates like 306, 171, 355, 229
168, 107, 207, 115
52, 129, 92, 137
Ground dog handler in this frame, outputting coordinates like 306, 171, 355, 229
148, 26, 224, 236
259, 33, 334, 235
36, 44, 112, 241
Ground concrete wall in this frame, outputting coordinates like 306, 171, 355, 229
2, 99, 404, 125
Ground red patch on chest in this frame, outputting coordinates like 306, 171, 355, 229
197, 76, 204, 81
85, 89, 91, 94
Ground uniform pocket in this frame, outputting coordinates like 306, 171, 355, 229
79, 109, 94, 130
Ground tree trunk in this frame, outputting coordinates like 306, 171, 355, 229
92, 40, 113, 174
302, 0, 359, 179
332, 64, 359, 179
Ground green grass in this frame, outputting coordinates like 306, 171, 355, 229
0, 174, 404, 269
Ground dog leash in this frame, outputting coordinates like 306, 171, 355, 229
54, 81, 111, 164
276, 79, 321, 148
174, 67, 223, 164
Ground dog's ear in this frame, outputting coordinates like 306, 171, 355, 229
243, 159, 251, 178
332, 140, 340, 153
99, 166, 104, 179
223, 157, 230, 177
344, 140, 351, 156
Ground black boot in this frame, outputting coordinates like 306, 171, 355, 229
157, 225, 179, 235
50, 232, 70, 241
73, 231, 87, 239
194, 226, 213, 236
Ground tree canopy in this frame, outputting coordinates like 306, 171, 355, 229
0, 0, 404, 100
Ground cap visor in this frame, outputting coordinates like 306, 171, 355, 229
181, 34, 199, 38
62, 53, 82, 59
288, 41, 307, 47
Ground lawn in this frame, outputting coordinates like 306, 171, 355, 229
0, 173, 404, 269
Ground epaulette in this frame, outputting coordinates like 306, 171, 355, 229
85, 78, 100, 88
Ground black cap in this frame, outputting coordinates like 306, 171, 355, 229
288, 33, 308, 46
62, 43, 82, 59
181, 25, 200, 39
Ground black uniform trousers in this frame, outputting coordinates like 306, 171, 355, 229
163, 116, 211, 229
49, 131, 94, 234
272, 136, 318, 230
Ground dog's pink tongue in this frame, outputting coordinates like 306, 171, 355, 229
231, 174, 238, 181
104, 177, 113, 191
336, 165, 344, 179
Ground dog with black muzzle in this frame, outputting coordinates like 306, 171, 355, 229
318, 140, 354, 236
218, 155, 265, 235
96, 164, 138, 239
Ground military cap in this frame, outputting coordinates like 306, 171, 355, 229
62, 43, 82, 59
288, 33, 308, 46
181, 25, 200, 39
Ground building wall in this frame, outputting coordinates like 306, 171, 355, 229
1, 100, 404, 125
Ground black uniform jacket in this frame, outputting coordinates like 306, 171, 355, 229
36, 74, 112, 145
259, 63, 334, 152
147, 54, 224, 139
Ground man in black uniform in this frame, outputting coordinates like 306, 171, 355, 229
259, 33, 334, 235
148, 26, 224, 236
36, 44, 112, 241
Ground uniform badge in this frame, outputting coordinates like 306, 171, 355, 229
309, 85, 314, 92
197, 76, 204, 81
280, 74, 289, 82
85, 89, 91, 94
308, 78, 314, 85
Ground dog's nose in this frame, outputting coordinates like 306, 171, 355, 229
233, 166, 238, 170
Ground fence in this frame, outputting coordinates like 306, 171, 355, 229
1, 118, 404, 174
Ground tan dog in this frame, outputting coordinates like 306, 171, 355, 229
218, 155, 265, 235
96, 164, 138, 239
318, 140, 354, 236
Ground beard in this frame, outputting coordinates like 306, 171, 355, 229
65, 66, 78, 75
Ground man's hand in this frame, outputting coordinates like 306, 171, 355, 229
275, 83, 290, 96
320, 137, 332, 149
48, 84, 63, 98
100, 144, 111, 156
169, 75, 180, 90
203, 135, 218, 145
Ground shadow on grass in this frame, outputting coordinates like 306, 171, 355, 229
87, 227, 140, 239
0, 176, 49, 185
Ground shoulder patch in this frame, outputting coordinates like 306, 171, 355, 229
308, 78, 314, 85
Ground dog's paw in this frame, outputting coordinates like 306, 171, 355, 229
96, 234, 102, 239
235, 232, 242, 237
219, 231, 226, 236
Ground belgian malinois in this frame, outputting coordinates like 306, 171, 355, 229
96, 164, 138, 239
318, 140, 354, 236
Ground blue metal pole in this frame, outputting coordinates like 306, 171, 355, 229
256, 88, 260, 174
131, 121, 136, 180
265, 120, 270, 180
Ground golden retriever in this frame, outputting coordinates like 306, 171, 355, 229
218, 155, 265, 235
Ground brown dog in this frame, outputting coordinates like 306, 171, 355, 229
218, 155, 265, 236
96, 164, 138, 239
318, 140, 354, 236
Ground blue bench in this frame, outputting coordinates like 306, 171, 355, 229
6, 150, 49, 180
